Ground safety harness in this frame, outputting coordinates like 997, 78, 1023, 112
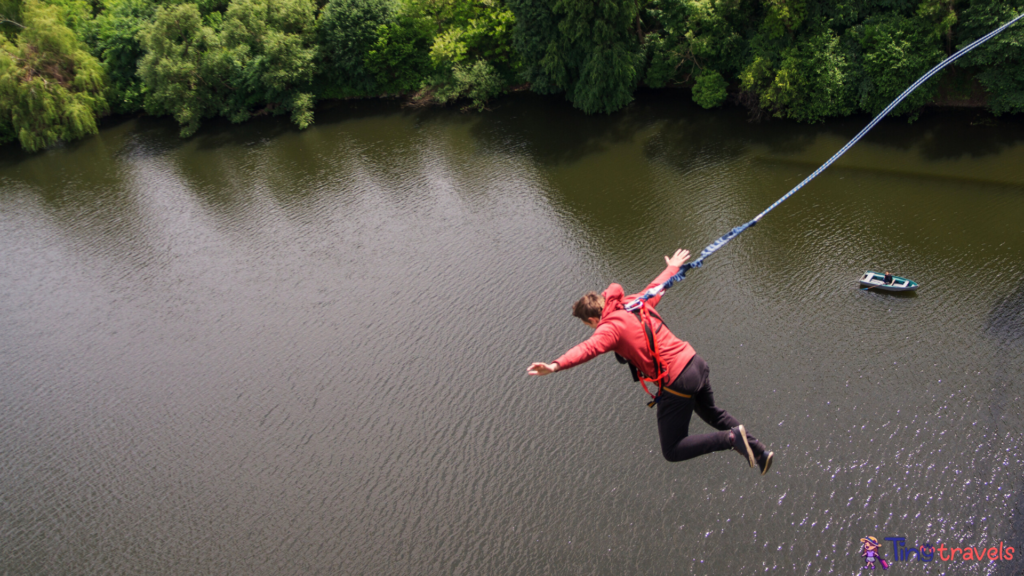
616, 304, 691, 408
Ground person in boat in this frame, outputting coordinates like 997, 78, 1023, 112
883, 271, 893, 285
527, 248, 773, 474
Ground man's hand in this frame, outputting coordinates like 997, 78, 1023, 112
665, 248, 690, 268
527, 362, 558, 376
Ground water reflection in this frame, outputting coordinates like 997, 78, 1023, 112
987, 281, 1024, 345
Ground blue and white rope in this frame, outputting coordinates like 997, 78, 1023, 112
625, 11, 1024, 312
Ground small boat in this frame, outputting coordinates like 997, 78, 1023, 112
860, 271, 918, 291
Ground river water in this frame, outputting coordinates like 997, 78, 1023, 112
1, 92, 1023, 575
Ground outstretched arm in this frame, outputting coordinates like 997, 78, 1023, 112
641, 248, 690, 308
665, 248, 690, 268
527, 362, 558, 376
528, 251, 683, 376
527, 320, 621, 376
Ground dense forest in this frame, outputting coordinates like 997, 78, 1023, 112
1, 0, 1022, 152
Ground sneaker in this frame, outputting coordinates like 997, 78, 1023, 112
730, 425, 755, 467
756, 450, 774, 475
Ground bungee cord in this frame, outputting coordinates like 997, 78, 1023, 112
625, 11, 1024, 312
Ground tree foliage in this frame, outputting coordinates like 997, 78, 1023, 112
84, 0, 155, 113
0, 0, 108, 150
415, 0, 515, 109
757, 30, 854, 122
853, 14, 944, 118
507, 0, 642, 112
956, 0, 1024, 115
137, 3, 219, 137
424, 57, 504, 109
426, 0, 515, 68
5, 0, 1024, 153
505, 0, 559, 93
316, 0, 395, 97
363, 6, 434, 94
1, 0, 24, 40
138, 0, 316, 137
692, 69, 728, 108
217, 0, 318, 127
539, 0, 643, 113
644, 0, 753, 106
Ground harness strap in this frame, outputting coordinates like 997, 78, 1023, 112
632, 304, 673, 407
661, 386, 692, 399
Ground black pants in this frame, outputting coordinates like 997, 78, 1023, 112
656, 354, 765, 462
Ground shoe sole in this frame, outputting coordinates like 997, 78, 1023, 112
737, 424, 755, 468
760, 451, 774, 475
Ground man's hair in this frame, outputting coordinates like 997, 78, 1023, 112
572, 291, 605, 321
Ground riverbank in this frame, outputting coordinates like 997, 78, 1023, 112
2, 82, 1015, 165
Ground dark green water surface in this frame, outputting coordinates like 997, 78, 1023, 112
2, 92, 1023, 574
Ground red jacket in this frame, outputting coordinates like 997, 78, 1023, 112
554, 265, 696, 383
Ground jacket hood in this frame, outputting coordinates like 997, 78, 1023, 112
600, 283, 626, 319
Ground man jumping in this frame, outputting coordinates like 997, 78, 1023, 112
527, 248, 773, 474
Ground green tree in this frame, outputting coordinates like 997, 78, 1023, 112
138, 0, 317, 137
216, 0, 318, 126
758, 30, 854, 121
416, 0, 515, 109
505, 0, 559, 92
691, 68, 728, 108
0, 0, 108, 151
760, 0, 806, 39
363, 5, 433, 94
507, 0, 642, 112
425, 57, 503, 109
956, 0, 1024, 115
642, 31, 675, 89
851, 13, 943, 117
137, 3, 219, 136
644, 0, 754, 107
84, 0, 156, 113
1, 0, 24, 40
316, 0, 396, 97
425, 0, 515, 70
916, 0, 958, 52
41, 0, 93, 33
543, 0, 642, 114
